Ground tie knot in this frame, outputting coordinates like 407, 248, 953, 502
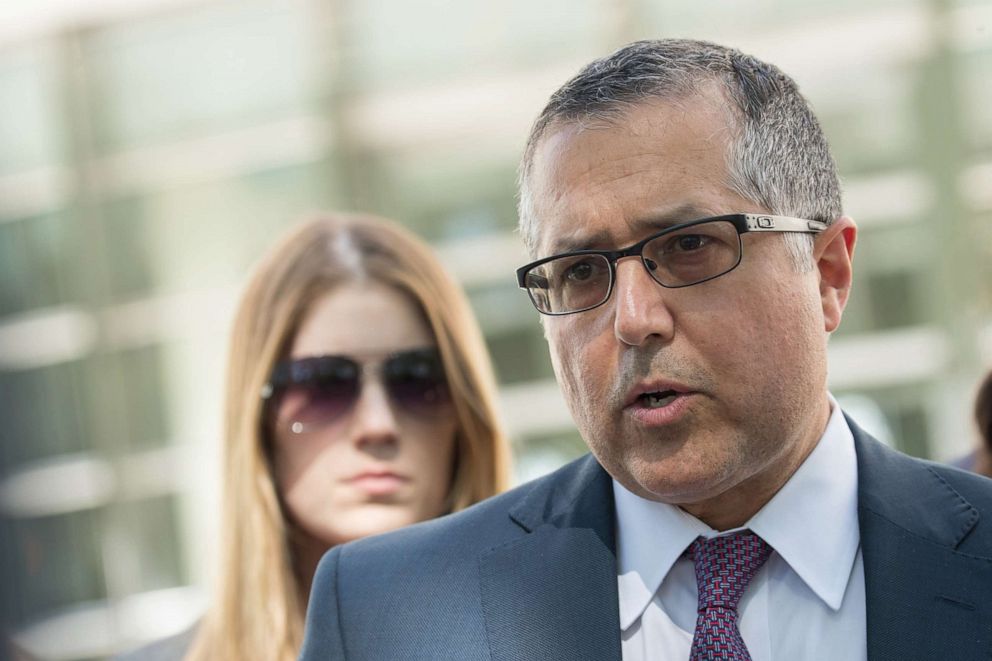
688, 530, 771, 612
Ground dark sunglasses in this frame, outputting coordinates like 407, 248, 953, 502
261, 347, 450, 434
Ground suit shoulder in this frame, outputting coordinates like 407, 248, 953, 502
303, 460, 599, 660
924, 460, 992, 508
902, 454, 992, 554
852, 427, 992, 555
853, 423, 992, 510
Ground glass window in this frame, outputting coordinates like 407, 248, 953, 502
0, 212, 75, 317
513, 429, 586, 485
485, 326, 554, 385
820, 68, 919, 176
638, 0, 925, 36
834, 223, 931, 335
837, 384, 932, 458
867, 269, 925, 330
86, 346, 171, 453
119, 495, 185, 593
974, 212, 992, 310
4, 509, 106, 628
101, 158, 342, 301
82, 0, 318, 152
0, 518, 22, 631
0, 41, 64, 174
891, 404, 931, 459
960, 48, 992, 148
346, 0, 602, 89
102, 197, 156, 301
466, 282, 537, 337
0, 360, 90, 468
377, 155, 518, 241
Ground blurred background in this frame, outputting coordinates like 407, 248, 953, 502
0, 0, 990, 658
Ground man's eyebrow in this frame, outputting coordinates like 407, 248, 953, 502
546, 205, 716, 254
549, 229, 612, 254
634, 204, 715, 231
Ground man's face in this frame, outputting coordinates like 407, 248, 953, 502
528, 95, 850, 527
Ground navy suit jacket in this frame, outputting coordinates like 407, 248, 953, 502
300, 420, 992, 660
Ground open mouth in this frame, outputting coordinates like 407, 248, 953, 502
638, 390, 680, 408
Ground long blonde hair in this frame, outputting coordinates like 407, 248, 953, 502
187, 213, 511, 661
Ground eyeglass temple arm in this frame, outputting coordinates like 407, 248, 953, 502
742, 214, 828, 233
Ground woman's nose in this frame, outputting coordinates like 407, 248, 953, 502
350, 379, 400, 451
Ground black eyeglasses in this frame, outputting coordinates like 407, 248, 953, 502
516, 213, 828, 316
261, 348, 449, 434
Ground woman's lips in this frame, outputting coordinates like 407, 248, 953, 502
347, 472, 409, 496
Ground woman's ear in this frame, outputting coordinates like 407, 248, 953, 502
814, 216, 857, 333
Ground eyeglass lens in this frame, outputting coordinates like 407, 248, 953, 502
524, 219, 742, 314
267, 349, 449, 433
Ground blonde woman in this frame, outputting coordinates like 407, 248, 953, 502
121, 213, 511, 660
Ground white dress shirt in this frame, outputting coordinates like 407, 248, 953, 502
615, 400, 867, 661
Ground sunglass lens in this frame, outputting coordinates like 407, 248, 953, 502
384, 350, 449, 413
276, 357, 360, 431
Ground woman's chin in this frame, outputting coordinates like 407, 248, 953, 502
316, 506, 423, 546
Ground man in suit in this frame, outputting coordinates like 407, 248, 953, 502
300, 39, 992, 661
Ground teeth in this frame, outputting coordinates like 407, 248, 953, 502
644, 392, 678, 408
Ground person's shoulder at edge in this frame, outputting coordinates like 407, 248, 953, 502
949, 449, 978, 472
114, 622, 198, 661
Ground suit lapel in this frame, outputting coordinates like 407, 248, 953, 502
477, 423, 991, 661
852, 420, 991, 661
478, 455, 622, 661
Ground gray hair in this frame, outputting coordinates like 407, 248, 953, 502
517, 39, 843, 269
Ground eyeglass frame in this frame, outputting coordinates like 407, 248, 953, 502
515, 213, 829, 316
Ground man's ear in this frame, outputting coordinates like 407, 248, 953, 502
814, 216, 857, 333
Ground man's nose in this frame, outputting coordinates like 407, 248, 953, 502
351, 379, 400, 451
612, 256, 675, 346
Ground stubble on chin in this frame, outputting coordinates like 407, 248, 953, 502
598, 408, 746, 504
565, 346, 723, 486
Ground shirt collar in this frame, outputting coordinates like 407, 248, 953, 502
748, 397, 860, 611
614, 479, 710, 630
613, 397, 860, 630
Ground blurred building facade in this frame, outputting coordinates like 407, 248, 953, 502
0, 0, 990, 658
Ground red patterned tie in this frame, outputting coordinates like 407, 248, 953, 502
687, 531, 771, 661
